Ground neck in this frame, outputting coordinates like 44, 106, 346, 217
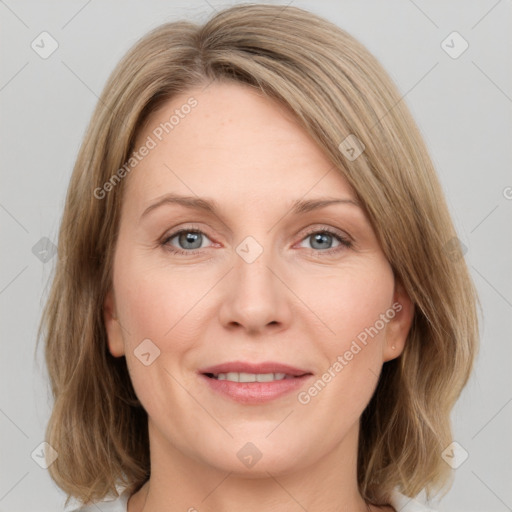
128, 419, 380, 512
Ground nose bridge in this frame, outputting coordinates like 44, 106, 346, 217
235, 236, 274, 291
234, 233, 278, 304
219, 233, 290, 332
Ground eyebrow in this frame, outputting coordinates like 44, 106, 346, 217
140, 193, 361, 219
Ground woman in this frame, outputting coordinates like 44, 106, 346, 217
40, 4, 479, 511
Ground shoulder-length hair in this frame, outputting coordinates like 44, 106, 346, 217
39, 3, 479, 507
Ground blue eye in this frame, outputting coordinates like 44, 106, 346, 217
161, 227, 352, 256
162, 230, 212, 254
299, 229, 352, 252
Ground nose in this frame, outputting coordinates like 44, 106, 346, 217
218, 241, 292, 335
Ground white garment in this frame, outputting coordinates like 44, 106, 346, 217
69, 487, 437, 511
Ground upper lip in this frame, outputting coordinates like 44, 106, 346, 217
199, 361, 312, 377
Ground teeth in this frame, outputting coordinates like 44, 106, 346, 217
215, 372, 289, 382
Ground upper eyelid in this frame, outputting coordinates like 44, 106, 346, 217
301, 225, 351, 239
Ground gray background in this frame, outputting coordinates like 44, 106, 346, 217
1, 1, 511, 511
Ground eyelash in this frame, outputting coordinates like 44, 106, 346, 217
160, 225, 353, 256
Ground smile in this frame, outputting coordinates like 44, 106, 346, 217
205, 372, 298, 382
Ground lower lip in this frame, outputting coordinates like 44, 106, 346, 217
199, 374, 313, 404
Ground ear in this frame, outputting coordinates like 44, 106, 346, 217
382, 279, 414, 362
103, 289, 125, 357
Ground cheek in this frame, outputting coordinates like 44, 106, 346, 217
112, 257, 206, 415
294, 262, 394, 405
111, 250, 219, 410
297, 263, 395, 414
295, 260, 395, 350
114, 250, 210, 347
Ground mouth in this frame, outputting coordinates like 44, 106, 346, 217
198, 361, 313, 404
203, 372, 304, 382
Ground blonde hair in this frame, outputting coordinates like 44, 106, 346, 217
39, 3, 479, 508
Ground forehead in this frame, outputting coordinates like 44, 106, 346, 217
126, 81, 355, 209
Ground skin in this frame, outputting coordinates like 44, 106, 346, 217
104, 81, 413, 512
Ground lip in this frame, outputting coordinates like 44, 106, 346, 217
198, 361, 311, 377
198, 361, 313, 404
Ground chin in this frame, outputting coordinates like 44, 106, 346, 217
193, 435, 311, 477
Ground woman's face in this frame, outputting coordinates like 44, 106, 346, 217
104, 81, 413, 476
